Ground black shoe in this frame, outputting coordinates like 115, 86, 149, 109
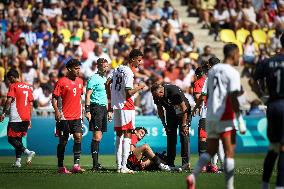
91, 163, 105, 171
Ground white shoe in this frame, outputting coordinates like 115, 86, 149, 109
26, 151, 35, 165
159, 163, 171, 171
12, 162, 21, 168
120, 167, 134, 174
117, 169, 121, 173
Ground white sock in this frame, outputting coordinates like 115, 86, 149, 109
115, 135, 124, 169
24, 149, 30, 155
121, 137, 131, 169
193, 153, 211, 177
16, 158, 21, 164
218, 140, 225, 167
224, 158, 235, 189
275, 186, 284, 189
261, 182, 269, 189
211, 154, 218, 165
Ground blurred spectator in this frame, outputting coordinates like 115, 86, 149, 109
200, 0, 216, 29
246, 99, 266, 116
177, 23, 196, 52
20, 22, 37, 47
242, 0, 258, 30
80, 31, 95, 60
22, 60, 38, 85
198, 45, 215, 65
141, 79, 157, 115
243, 35, 258, 65
168, 10, 182, 33
6, 23, 22, 45
162, 1, 174, 20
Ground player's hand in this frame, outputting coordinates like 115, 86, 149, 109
55, 110, 61, 122
138, 83, 146, 90
0, 114, 5, 122
28, 122, 32, 129
107, 112, 113, 122
85, 112, 91, 122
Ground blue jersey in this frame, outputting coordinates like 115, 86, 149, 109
87, 74, 107, 106
254, 54, 284, 101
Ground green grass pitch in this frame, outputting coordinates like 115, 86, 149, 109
0, 154, 277, 189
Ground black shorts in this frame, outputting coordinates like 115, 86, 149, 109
267, 99, 284, 143
56, 119, 82, 137
198, 118, 207, 138
89, 104, 107, 132
7, 121, 30, 137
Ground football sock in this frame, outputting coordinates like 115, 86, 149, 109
224, 158, 235, 189
218, 140, 225, 166
198, 140, 207, 156
16, 158, 21, 164
16, 149, 22, 158
211, 154, 218, 166
8, 137, 26, 153
24, 149, 31, 155
151, 155, 161, 166
262, 150, 278, 183
91, 140, 100, 167
276, 151, 284, 187
73, 142, 81, 165
121, 137, 131, 169
193, 153, 211, 177
57, 143, 66, 167
115, 135, 123, 169
261, 182, 269, 189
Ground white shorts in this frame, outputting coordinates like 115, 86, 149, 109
113, 109, 135, 131
206, 120, 236, 139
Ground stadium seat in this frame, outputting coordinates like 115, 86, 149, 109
220, 29, 236, 43
236, 28, 250, 43
268, 29, 276, 38
252, 29, 267, 44
232, 40, 243, 55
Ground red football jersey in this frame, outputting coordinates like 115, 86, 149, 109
7, 82, 34, 122
131, 134, 139, 147
53, 77, 83, 120
193, 76, 207, 104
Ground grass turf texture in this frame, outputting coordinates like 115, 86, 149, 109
0, 154, 277, 189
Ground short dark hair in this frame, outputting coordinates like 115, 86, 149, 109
208, 56, 220, 67
280, 33, 284, 47
65, 58, 81, 68
150, 83, 163, 94
129, 49, 143, 60
135, 127, 148, 135
7, 69, 19, 79
97, 58, 108, 65
195, 67, 203, 77
223, 43, 239, 59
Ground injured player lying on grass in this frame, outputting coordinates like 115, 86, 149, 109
126, 127, 182, 172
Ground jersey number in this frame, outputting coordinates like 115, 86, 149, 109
114, 76, 122, 91
73, 88, 77, 96
274, 69, 282, 94
23, 91, 28, 106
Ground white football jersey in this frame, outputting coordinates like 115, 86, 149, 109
110, 65, 135, 110
200, 78, 208, 118
206, 63, 241, 121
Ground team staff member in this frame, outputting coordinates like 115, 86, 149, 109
85, 58, 112, 171
151, 83, 191, 169
254, 34, 284, 189
0, 69, 35, 168
52, 58, 84, 174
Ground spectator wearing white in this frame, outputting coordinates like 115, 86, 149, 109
20, 22, 37, 47
43, 0, 62, 19
161, 1, 173, 20
22, 60, 38, 85
18, 0, 32, 22
242, 35, 258, 65
113, 0, 128, 21
242, 0, 258, 30
168, 10, 182, 34
138, 10, 153, 35
146, 0, 162, 22
37, 85, 53, 113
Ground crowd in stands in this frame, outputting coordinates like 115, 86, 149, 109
0, 0, 207, 116
0, 0, 272, 116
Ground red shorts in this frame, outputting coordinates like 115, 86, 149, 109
7, 122, 29, 137
199, 128, 207, 138
220, 129, 236, 139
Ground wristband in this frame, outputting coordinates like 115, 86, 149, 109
85, 105, 90, 113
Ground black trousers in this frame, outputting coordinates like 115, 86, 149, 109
166, 112, 191, 166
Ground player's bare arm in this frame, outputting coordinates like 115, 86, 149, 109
193, 92, 203, 116
0, 97, 13, 122
28, 101, 33, 129
52, 95, 61, 121
125, 82, 145, 98
157, 105, 167, 130
85, 89, 92, 122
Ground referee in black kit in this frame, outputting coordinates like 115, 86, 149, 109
151, 83, 191, 169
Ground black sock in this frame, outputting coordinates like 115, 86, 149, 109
151, 156, 161, 166
91, 140, 100, 167
276, 151, 284, 186
262, 150, 278, 182
73, 142, 81, 165
198, 140, 207, 156
57, 143, 66, 167
8, 137, 26, 152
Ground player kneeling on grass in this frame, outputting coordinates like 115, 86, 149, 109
127, 127, 171, 172
0, 69, 35, 167
52, 58, 85, 174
